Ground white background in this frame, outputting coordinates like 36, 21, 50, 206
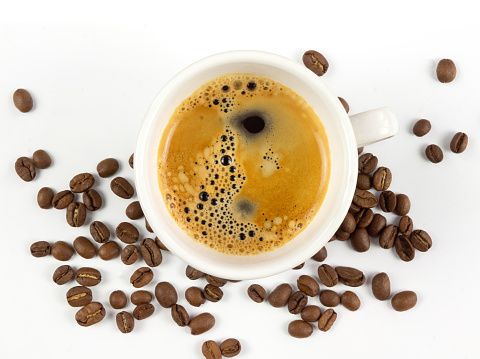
1, 1, 480, 358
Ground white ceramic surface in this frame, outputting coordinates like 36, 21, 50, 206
135, 50, 397, 280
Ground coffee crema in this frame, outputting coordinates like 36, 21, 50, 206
157, 73, 330, 255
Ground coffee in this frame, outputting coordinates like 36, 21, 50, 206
157, 73, 330, 255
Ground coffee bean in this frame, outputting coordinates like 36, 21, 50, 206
72, 236, 96, 259
116, 222, 139, 244
52, 190, 74, 209
133, 303, 155, 320
268, 283, 292, 308
126, 201, 143, 220
450, 132, 468, 153
52, 265, 74, 285
358, 153, 378, 174
13, 89, 33, 112
15, 157, 36, 182
204, 284, 224, 302
171, 304, 189, 326
297, 275, 320, 297
205, 275, 228, 287
398, 216, 413, 235
83, 189, 102, 211
89, 221, 109, 244
155, 281, 178, 308
129, 154, 134, 169
75, 302, 105, 327
186, 286, 206, 307
425, 144, 443, 163
131, 267, 154, 288
131, 290, 152, 306
320, 290, 340, 307
410, 230, 432, 252
66, 202, 86, 227
189, 313, 215, 335
413, 119, 431, 137
140, 238, 163, 267
288, 320, 313, 338
145, 218, 153, 233
155, 237, 169, 251
335, 228, 350, 241
349, 203, 361, 215
318, 309, 337, 332
97, 158, 119, 178
121, 245, 139, 265
66, 286, 92, 307
301, 305, 321, 322
311, 246, 327, 262
76, 267, 101, 286
367, 213, 386, 237
288, 291, 308, 314
338, 96, 349, 113
186, 265, 204, 280
293, 263, 305, 270
51, 241, 75, 261
353, 189, 377, 208
317, 264, 338, 287
202, 340, 221, 359
357, 173, 372, 190
391, 291, 417, 311
372, 272, 390, 301
354, 208, 374, 228
247, 284, 267, 303
30, 241, 51, 257
379, 225, 398, 249
98, 241, 120, 260
372, 167, 392, 191
69, 173, 95, 193
111, 177, 134, 199
341, 212, 356, 233
37, 187, 54, 209
109, 290, 127, 309
395, 235, 415, 262
350, 228, 370, 252
395, 194, 410, 216
116, 311, 134, 333
302, 50, 329, 76
335, 266, 365, 287
220, 338, 241, 358
341, 291, 360, 311
379, 190, 396, 212
357, 147, 364, 155
436, 59, 456, 83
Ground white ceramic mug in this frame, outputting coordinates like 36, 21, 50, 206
135, 50, 398, 280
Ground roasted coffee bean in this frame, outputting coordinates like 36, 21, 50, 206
395, 194, 410, 216
66, 202, 86, 227
398, 216, 413, 235
372, 272, 390, 301
413, 119, 431, 137
155, 237, 169, 251
354, 208, 374, 228
436, 59, 456, 83
395, 235, 415, 262
83, 189, 102, 211
69, 173, 95, 193
52, 265, 74, 285
15, 157, 35, 181
338, 97, 349, 113
288, 320, 313, 338
116, 311, 134, 333
145, 218, 153, 233
76, 267, 101, 286
121, 245, 139, 265
268, 283, 293, 308
349, 202, 361, 214
318, 309, 337, 332
220, 338, 241, 358
51, 241, 75, 261
111, 176, 134, 199
140, 238, 162, 267
391, 291, 417, 311
288, 291, 308, 314
98, 241, 120, 260
131, 290, 152, 306
202, 341, 221, 359
367, 213, 387, 237
410, 229, 432, 252
186, 265, 204, 280
96, 158, 119, 178
125, 201, 143, 220
189, 313, 215, 335
32, 149, 51, 169
341, 291, 361, 311
293, 263, 305, 270
379, 224, 398, 249
130, 267, 153, 288
110, 290, 127, 309
300, 305, 321, 322
75, 302, 105, 327
335, 228, 350, 241
13, 89, 33, 112
171, 304, 189, 326
357, 173, 372, 190
116, 222, 139, 244
350, 228, 370, 253
353, 189, 377, 208
341, 212, 356, 233
205, 275, 227, 287
52, 190, 74, 209
320, 290, 340, 307
379, 190, 396, 212
247, 284, 267, 303
358, 153, 378, 174
37, 187, 54, 209
129, 154, 134, 168
297, 275, 320, 297
302, 50, 329, 76
133, 303, 155, 320
335, 266, 365, 287
311, 246, 327, 262
155, 281, 178, 308
89, 221, 110, 244
66, 286, 92, 307
204, 284, 223, 302
450, 132, 468, 153
317, 264, 338, 287
425, 144, 443, 163
372, 167, 392, 191
357, 147, 364, 155
185, 288, 208, 310
30, 241, 51, 257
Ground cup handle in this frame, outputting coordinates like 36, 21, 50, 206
349, 107, 399, 147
